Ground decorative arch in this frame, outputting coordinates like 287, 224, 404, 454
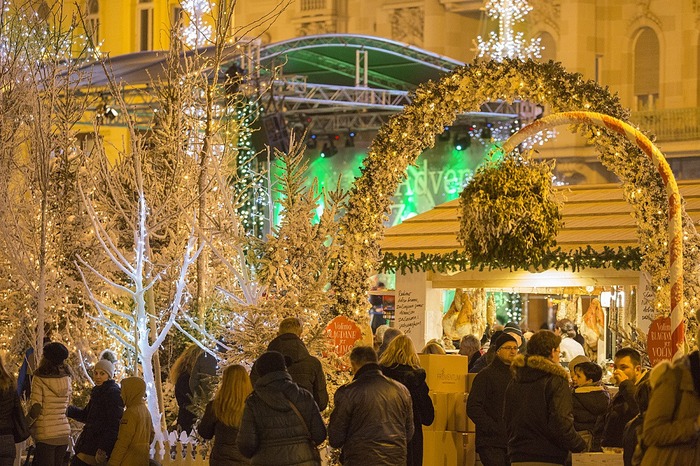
333, 59, 699, 345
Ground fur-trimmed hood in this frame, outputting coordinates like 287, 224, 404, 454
511, 354, 569, 383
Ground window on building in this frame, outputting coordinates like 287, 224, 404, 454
137, 0, 154, 51
537, 32, 556, 62
634, 27, 660, 111
85, 0, 99, 44
172, 5, 185, 32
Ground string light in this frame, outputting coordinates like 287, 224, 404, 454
476, 0, 542, 62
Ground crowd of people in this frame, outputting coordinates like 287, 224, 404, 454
1, 315, 698, 466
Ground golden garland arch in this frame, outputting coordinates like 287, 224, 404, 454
333, 59, 700, 344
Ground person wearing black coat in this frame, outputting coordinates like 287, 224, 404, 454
601, 347, 650, 449
467, 333, 518, 466
379, 335, 434, 466
251, 318, 328, 411
238, 351, 326, 466
504, 330, 587, 465
198, 365, 253, 466
66, 359, 124, 465
329, 346, 414, 466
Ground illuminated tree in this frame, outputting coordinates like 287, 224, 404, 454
0, 0, 106, 365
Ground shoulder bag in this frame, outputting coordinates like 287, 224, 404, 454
287, 400, 322, 464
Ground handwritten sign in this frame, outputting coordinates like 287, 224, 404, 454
325, 316, 363, 358
647, 316, 672, 366
396, 289, 423, 336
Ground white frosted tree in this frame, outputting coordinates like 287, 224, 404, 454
77, 186, 202, 441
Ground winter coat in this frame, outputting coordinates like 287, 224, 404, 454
109, 378, 154, 466
198, 401, 249, 466
467, 352, 483, 373
0, 387, 18, 437
67, 379, 124, 457
251, 334, 328, 411
504, 354, 587, 464
175, 371, 196, 433
189, 352, 217, 398
572, 384, 610, 442
30, 368, 72, 444
639, 351, 700, 466
602, 370, 650, 448
467, 356, 513, 451
237, 371, 326, 466
380, 364, 435, 466
623, 413, 644, 466
329, 363, 414, 466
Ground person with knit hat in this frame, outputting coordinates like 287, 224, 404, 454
67, 358, 124, 465
238, 351, 326, 465
467, 332, 518, 466
29, 342, 73, 466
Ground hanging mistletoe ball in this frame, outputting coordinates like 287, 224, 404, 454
457, 154, 562, 268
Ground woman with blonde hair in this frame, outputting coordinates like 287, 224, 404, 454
421, 339, 446, 355
198, 365, 253, 465
170, 343, 203, 434
379, 335, 435, 466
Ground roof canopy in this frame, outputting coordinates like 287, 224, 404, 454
381, 181, 700, 256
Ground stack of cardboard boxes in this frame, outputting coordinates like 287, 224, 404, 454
418, 353, 477, 466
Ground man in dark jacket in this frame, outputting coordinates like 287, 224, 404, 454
238, 351, 326, 465
328, 346, 414, 466
252, 317, 328, 410
601, 347, 650, 448
504, 330, 587, 465
467, 332, 518, 466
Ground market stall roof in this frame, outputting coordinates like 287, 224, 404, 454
381, 181, 700, 256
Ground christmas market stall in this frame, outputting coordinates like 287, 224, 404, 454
378, 180, 700, 362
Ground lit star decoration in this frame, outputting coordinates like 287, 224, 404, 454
477, 0, 542, 62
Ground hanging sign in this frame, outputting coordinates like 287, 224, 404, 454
647, 316, 673, 366
325, 315, 363, 358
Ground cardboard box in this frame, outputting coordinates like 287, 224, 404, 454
426, 392, 449, 431
422, 430, 476, 466
572, 452, 624, 466
446, 392, 475, 432
419, 353, 469, 392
